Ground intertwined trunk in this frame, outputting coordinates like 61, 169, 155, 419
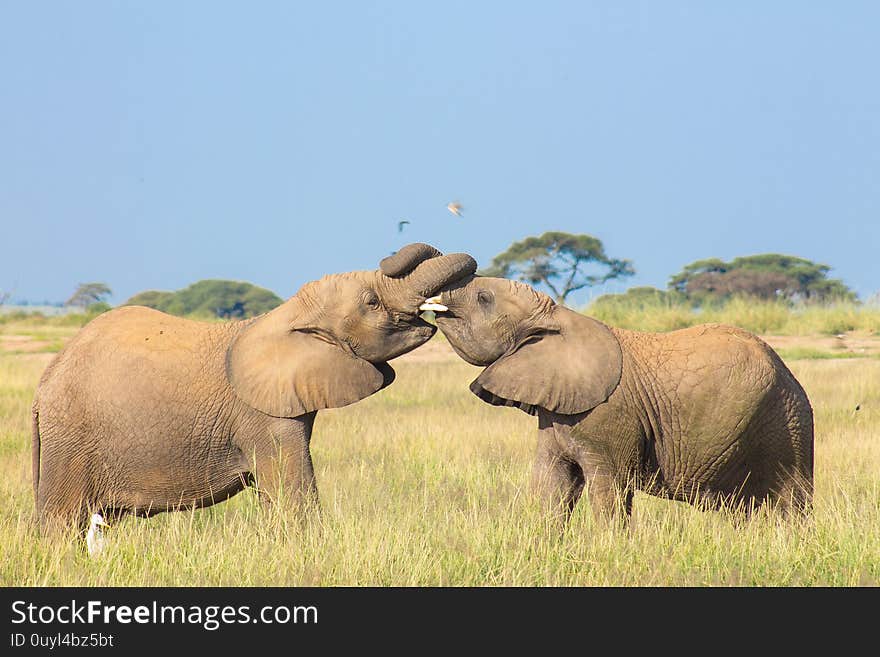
380, 245, 477, 308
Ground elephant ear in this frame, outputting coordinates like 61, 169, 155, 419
226, 308, 394, 418
470, 307, 622, 416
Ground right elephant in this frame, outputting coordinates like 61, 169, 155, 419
422, 276, 813, 525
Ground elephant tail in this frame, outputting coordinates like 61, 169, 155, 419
31, 400, 40, 502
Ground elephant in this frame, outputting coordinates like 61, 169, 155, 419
32, 243, 476, 529
424, 276, 814, 526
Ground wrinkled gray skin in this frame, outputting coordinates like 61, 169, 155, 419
33, 244, 476, 529
433, 276, 814, 526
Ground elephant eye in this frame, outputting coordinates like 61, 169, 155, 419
363, 291, 381, 310
477, 290, 493, 306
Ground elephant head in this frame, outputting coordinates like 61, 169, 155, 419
423, 276, 623, 416
228, 243, 477, 418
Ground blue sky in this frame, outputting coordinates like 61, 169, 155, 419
2, 2, 878, 306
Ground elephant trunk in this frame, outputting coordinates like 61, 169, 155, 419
406, 253, 477, 298
379, 243, 477, 307
380, 243, 443, 277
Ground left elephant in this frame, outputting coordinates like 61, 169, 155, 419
32, 243, 476, 529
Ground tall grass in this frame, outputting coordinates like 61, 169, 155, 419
587, 296, 880, 335
1, 339, 879, 586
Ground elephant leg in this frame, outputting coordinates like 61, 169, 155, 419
769, 473, 813, 520
36, 497, 89, 535
252, 440, 319, 512
250, 415, 319, 514
772, 414, 814, 520
35, 454, 93, 533
530, 433, 584, 531
581, 461, 633, 525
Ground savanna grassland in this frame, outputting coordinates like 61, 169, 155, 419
1, 305, 879, 586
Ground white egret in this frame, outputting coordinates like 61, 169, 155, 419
86, 513, 110, 557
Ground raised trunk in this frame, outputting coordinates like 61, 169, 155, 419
380, 243, 444, 277
380, 248, 477, 310
405, 253, 477, 297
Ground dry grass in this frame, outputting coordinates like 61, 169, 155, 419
1, 324, 878, 586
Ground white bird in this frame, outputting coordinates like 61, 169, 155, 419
446, 201, 463, 217
86, 513, 110, 557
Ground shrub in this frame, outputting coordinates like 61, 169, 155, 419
125, 280, 282, 319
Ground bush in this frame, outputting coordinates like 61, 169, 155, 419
86, 302, 112, 315
125, 290, 175, 309
125, 280, 282, 319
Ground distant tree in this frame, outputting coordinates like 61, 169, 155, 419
125, 280, 282, 319
125, 290, 176, 309
669, 254, 856, 304
480, 231, 635, 304
66, 282, 112, 309
0, 288, 11, 306
683, 269, 796, 300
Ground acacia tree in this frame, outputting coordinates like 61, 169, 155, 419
668, 254, 855, 303
65, 282, 113, 309
480, 231, 635, 304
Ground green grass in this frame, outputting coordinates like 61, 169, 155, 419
1, 328, 879, 586
587, 297, 880, 336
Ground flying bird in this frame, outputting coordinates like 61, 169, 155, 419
86, 513, 109, 557
398, 220, 410, 233
447, 201, 463, 217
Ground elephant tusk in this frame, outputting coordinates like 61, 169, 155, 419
419, 296, 448, 312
